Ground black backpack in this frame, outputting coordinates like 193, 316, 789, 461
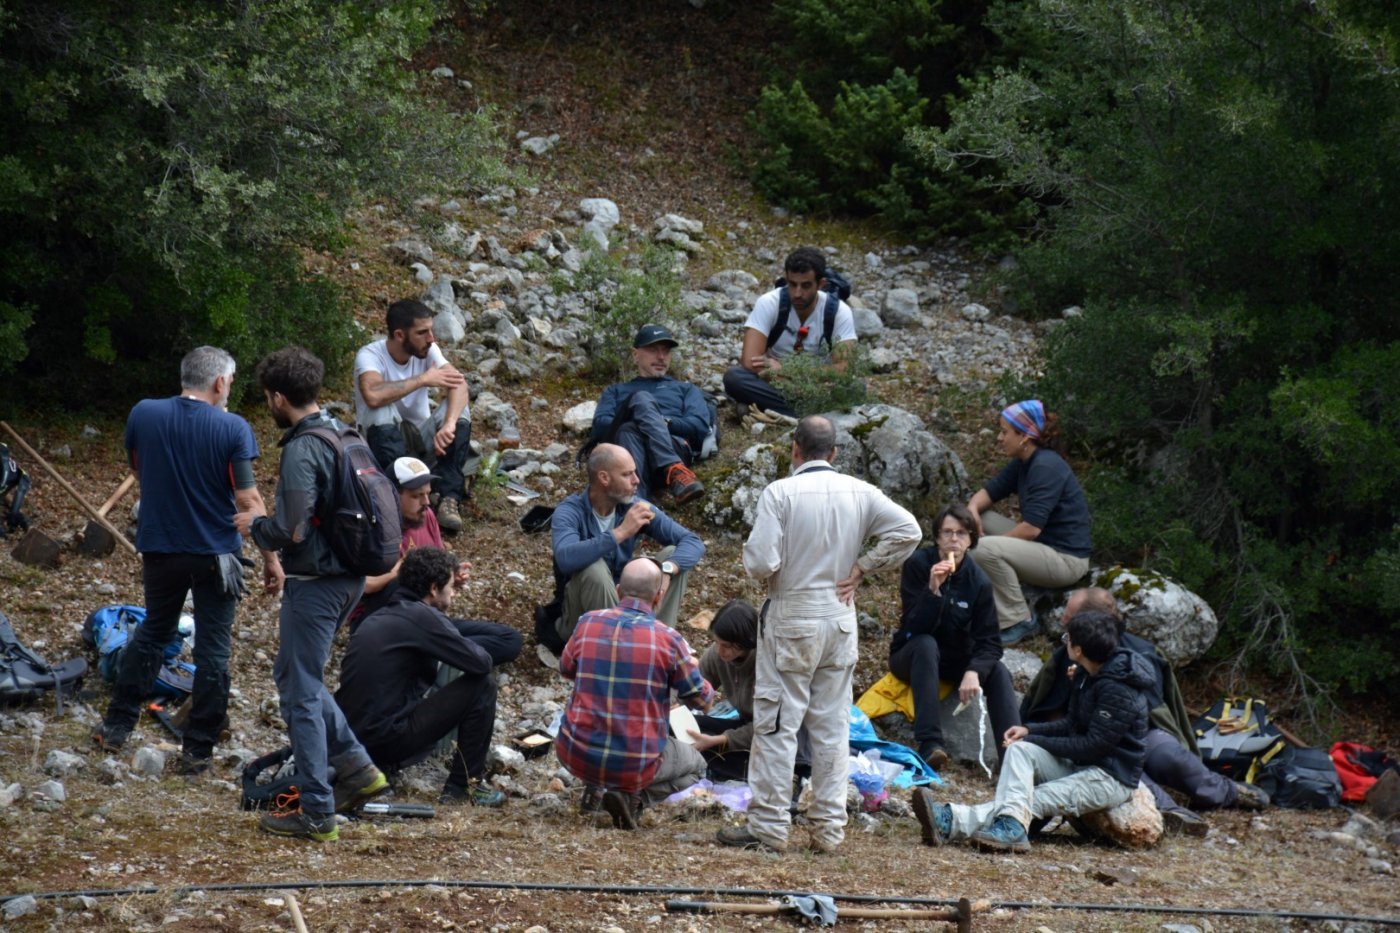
1193, 696, 1288, 783
0, 443, 31, 536
305, 424, 401, 576
1254, 745, 1342, 809
765, 269, 852, 354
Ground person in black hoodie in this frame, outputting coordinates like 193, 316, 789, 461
336, 546, 505, 807
911, 609, 1153, 852
890, 503, 1020, 771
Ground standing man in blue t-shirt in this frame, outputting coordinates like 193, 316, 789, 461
93, 347, 281, 775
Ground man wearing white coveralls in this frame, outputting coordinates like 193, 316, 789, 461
716, 415, 920, 852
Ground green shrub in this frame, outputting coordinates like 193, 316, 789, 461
565, 245, 685, 384
775, 345, 871, 416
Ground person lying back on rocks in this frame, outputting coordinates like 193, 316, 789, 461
590, 324, 710, 505
1020, 587, 1269, 836
911, 609, 1151, 853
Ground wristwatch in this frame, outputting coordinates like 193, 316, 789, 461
660, 560, 679, 578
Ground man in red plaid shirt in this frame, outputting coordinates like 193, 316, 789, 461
555, 559, 714, 829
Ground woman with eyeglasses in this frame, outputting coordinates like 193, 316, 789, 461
889, 503, 1020, 772
966, 400, 1091, 646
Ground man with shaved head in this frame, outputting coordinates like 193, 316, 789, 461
1021, 587, 1269, 836
555, 558, 714, 829
539, 443, 705, 654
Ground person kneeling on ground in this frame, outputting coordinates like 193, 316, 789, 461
554, 559, 713, 830
336, 547, 506, 807
911, 610, 1151, 852
890, 503, 1021, 772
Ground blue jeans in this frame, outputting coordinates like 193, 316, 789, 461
105, 552, 236, 758
601, 391, 689, 501
274, 576, 373, 816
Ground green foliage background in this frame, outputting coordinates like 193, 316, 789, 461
0, 0, 503, 405
909, 0, 1400, 709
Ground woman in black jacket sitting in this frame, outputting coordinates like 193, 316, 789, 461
890, 503, 1020, 771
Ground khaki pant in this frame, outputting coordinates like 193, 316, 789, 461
969, 512, 1090, 630
746, 596, 857, 851
641, 738, 707, 805
556, 548, 688, 643
946, 739, 1133, 838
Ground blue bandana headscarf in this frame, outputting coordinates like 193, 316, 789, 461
1000, 400, 1045, 440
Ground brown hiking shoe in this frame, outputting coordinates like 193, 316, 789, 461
664, 463, 704, 504
436, 496, 463, 534
602, 790, 642, 830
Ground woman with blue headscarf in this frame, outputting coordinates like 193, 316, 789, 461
966, 400, 1091, 646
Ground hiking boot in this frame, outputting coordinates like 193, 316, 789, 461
602, 790, 641, 830
664, 463, 704, 504
259, 807, 339, 842
1162, 808, 1210, 838
332, 763, 389, 813
579, 784, 604, 814
912, 788, 952, 847
919, 743, 950, 772
436, 496, 464, 534
1232, 782, 1270, 810
174, 751, 212, 776
91, 723, 129, 753
715, 824, 785, 852
999, 616, 1039, 646
439, 780, 506, 808
804, 829, 840, 854
970, 815, 1031, 853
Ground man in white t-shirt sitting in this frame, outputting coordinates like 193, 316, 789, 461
354, 299, 475, 533
721, 247, 858, 419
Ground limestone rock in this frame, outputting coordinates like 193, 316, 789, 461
1000, 648, 1044, 692
35, 779, 65, 802
387, 239, 434, 266
1079, 781, 1163, 849
703, 269, 759, 292
44, 749, 85, 778
882, 288, 922, 328
130, 746, 166, 779
3, 894, 37, 920
700, 442, 783, 530
1096, 567, 1219, 665
852, 306, 885, 337
578, 198, 620, 231
960, 302, 992, 322
519, 134, 559, 156
561, 401, 597, 435
487, 745, 527, 775
830, 405, 970, 506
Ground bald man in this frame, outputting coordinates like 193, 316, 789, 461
555, 559, 714, 829
539, 443, 705, 653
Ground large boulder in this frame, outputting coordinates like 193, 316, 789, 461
829, 405, 970, 507
1095, 566, 1220, 666
881, 288, 922, 328
701, 406, 969, 531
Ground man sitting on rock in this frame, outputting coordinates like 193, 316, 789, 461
538, 443, 705, 654
554, 558, 713, 829
350, 457, 521, 667
591, 324, 710, 504
336, 547, 505, 807
721, 247, 857, 419
354, 299, 474, 534
1021, 587, 1269, 835
912, 609, 1152, 852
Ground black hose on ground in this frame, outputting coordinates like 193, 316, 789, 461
2, 879, 1397, 925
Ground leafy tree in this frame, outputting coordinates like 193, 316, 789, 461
917, 0, 1400, 719
749, 0, 1026, 243
0, 0, 504, 404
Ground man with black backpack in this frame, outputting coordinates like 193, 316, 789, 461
591, 324, 712, 504
721, 247, 858, 419
236, 347, 390, 842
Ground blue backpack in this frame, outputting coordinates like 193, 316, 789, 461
81, 604, 194, 698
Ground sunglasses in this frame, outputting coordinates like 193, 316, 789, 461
793, 325, 810, 353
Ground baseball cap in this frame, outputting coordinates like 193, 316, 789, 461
393, 457, 433, 490
633, 324, 678, 348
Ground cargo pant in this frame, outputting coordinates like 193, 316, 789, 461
945, 739, 1133, 839
968, 512, 1090, 631
746, 594, 857, 851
